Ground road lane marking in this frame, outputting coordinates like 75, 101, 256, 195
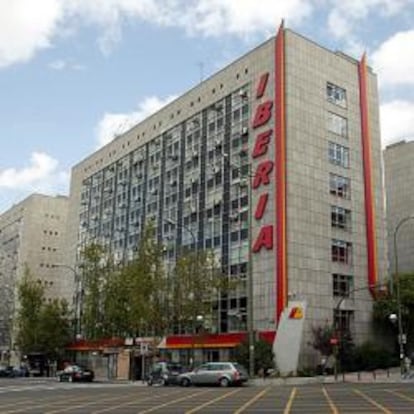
322, 387, 339, 414
233, 387, 270, 414
2, 391, 120, 414
138, 389, 211, 414
353, 389, 392, 414
91, 389, 183, 413
387, 389, 414, 402
283, 387, 297, 414
184, 388, 241, 413
43, 393, 137, 414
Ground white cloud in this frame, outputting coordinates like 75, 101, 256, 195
327, 0, 407, 39
96, 95, 177, 148
372, 30, 414, 87
0, 152, 68, 190
380, 100, 414, 147
0, 0, 315, 66
0, 0, 63, 68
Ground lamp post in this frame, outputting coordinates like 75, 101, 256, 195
333, 281, 387, 380
164, 218, 198, 366
53, 264, 82, 341
223, 154, 255, 377
393, 215, 414, 376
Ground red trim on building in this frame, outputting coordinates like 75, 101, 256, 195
67, 337, 124, 351
165, 331, 276, 349
358, 54, 378, 294
275, 22, 287, 322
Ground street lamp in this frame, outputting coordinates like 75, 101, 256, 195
223, 153, 255, 377
164, 218, 198, 366
333, 281, 388, 379
393, 215, 414, 376
53, 264, 83, 341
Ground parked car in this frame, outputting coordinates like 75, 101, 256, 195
57, 364, 94, 382
147, 362, 185, 386
0, 365, 14, 378
12, 365, 30, 377
178, 362, 248, 387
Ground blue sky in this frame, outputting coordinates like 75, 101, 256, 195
0, 0, 413, 213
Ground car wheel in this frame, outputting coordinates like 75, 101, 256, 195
181, 378, 191, 387
219, 377, 229, 387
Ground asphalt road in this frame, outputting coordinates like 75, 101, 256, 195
1, 378, 414, 413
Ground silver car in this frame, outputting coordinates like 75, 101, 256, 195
178, 362, 248, 387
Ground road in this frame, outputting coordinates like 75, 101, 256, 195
1, 378, 414, 413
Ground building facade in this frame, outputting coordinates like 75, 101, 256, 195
0, 193, 69, 360
384, 140, 414, 274
66, 25, 387, 367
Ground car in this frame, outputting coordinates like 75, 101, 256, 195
57, 364, 94, 382
178, 362, 248, 387
0, 365, 14, 378
147, 362, 185, 386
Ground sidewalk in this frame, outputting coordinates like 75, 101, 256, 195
251, 368, 413, 386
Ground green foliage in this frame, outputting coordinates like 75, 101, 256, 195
16, 267, 71, 359
353, 341, 394, 371
79, 222, 239, 341
170, 249, 226, 334
310, 324, 335, 356
373, 273, 414, 353
80, 243, 113, 339
233, 339, 274, 375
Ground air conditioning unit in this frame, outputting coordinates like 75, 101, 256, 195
170, 154, 178, 161
230, 214, 239, 222
239, 89, 248, 99
241, 127, 248, 136
170, 180, 177, 187
192, 150, 198, 158
215, 138, 222, 147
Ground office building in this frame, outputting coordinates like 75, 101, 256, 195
0, 193, 69, 358
384, 140, 414, 274
66, 25, 387, 367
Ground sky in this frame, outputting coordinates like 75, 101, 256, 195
0, 0, 413, 214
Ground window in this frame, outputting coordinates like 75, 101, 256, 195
327, 112, 348, 137
330, 173, 350, 199
329, 142, 349, 168
331, 206, 352, 231
327, 82, 347, 107
334, 309, 354, 334
332, 274, 353, 297
331, 239, 352, 264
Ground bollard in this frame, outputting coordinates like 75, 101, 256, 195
357, 371, 361, 381
373, 371, 376, 380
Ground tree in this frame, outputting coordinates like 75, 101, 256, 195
169, 249, 236, 335
80, 243, 114, 339
373, 273, 414, 354
233, 339, 274, 375
16, 267, 72, 359
15, 267, 44, 354
310, 324, 335, 357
